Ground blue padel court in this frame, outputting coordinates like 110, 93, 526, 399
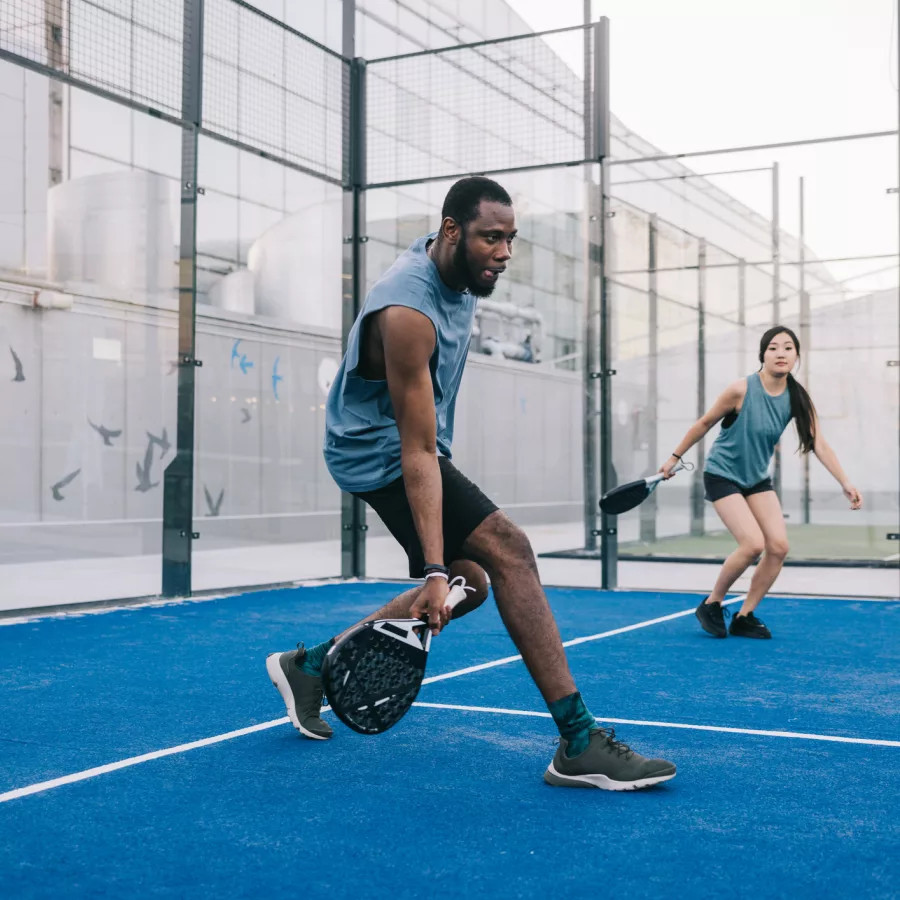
2, 583, 899, 899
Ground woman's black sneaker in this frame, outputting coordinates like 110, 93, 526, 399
695, 597, 729, 638
729, 611, 772, 639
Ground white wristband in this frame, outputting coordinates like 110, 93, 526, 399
424, 571, 449, 582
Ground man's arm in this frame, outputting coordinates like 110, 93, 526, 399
381, 305, 443, 566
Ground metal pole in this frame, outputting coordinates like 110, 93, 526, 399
738, 257, 747, 377
598, 159, 617, 587
640, 214, 659, 544
691, 238, 707, 537
44, 0, 65, 189
772, 161, 783, 500
340, 0, 367, 579
799, 176, 810, 525
608, 129, 896, 167
772, 162, 781, 324
162, 0, 204, 597
581, 0, 598, 552
592, 17, 616, 589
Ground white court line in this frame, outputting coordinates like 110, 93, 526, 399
412, 702, 900, 748
0, 598, 742, 804
421, 596, 746, 686
3, 586, 895, 626
4, 592, 894, 804
0, 718, 289, 804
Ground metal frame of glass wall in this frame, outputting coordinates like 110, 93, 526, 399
0, 0, 615, 597
1, 1, 895, 602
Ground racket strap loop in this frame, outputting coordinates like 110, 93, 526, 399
448, 574, 477, 594
424, 571, 449, 582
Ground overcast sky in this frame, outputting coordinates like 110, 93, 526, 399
507, 0, 899, 292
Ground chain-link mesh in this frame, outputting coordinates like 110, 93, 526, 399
202, 0, 346, 181
1, 0, 186, 115
366, 28, 590, 187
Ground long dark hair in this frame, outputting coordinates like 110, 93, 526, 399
758, 325, 816, 454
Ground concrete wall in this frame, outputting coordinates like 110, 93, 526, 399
0, 286, 582, 565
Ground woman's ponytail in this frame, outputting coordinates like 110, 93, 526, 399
787, 372, 817, 455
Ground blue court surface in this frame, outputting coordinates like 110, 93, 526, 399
2, 583, 899, 899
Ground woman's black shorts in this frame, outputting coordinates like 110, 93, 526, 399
703, 472, 775, 503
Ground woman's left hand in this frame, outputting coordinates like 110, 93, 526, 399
842, 484, 863, 510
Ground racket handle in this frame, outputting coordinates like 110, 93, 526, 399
646, 461, 685, 486
446, 575, 477, 611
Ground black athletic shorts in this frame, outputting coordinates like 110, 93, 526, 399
704, 471, 775, 503
353, 457, 499, 578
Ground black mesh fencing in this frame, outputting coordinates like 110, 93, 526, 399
202, 0, 347, 182
1, 0, 187, 115
0, 0, 348, 181
365, 26, 592, 188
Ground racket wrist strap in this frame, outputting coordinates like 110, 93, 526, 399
424, 571, 449, 582
672, 452, 683, 460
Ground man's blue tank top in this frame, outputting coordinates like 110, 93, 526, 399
704, 373, 793, 488
324, 234, 476, 493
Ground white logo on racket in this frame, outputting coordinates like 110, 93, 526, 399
372, 620, 426, 650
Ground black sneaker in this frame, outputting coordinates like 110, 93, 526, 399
729, 611, 771, 639
695, 597, 730, 638
544, 728, 676, 791
266, 645, 333, 740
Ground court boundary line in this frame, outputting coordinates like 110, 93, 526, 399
421, 596, 747, 685
412, 702, 900, 748
0, 718, 289, 804
2, 583, 896, 625
3, 592, 897, 804
0, 598, 741, 803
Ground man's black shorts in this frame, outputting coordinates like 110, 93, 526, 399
353, 457, 498, 578
703, 471, 775, 503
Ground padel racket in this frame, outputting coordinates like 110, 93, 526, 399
321, 576, 474, 735
599, 462, 688, 515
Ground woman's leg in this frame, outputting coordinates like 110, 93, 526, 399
707, 494, 766, 605
739, 491, 789, 615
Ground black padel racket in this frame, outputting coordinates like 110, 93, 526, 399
321, 576, 474, 735
599, 462, 688, 515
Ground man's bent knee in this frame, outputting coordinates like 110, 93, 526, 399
464, 510, 537, 575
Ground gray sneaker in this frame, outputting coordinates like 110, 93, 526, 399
266, 646, 333, 740
544, 728, 676, 791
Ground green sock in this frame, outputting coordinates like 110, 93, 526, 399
299, 638, 334, 677
548, 691, 597, 758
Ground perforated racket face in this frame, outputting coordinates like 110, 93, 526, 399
321, 619, 430, 735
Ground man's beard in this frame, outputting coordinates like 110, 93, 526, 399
453, 233, 496, 298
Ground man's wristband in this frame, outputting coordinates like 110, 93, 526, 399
423, 563, 449, 579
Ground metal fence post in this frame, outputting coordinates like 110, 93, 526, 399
738, 257, 747, 376
799, 176, 811, 525
640, 213, 659, 544
162, 0, 204, 598
772, 161, 783, 499
341, 0, 367, 579
582, 185, 601, 553
691, 237, 707, 537
592, 17, 616, 589
581, 2, 599, 553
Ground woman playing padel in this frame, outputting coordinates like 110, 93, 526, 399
660, 326, 862, 639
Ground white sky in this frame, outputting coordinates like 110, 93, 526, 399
507, 0, 899, 291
